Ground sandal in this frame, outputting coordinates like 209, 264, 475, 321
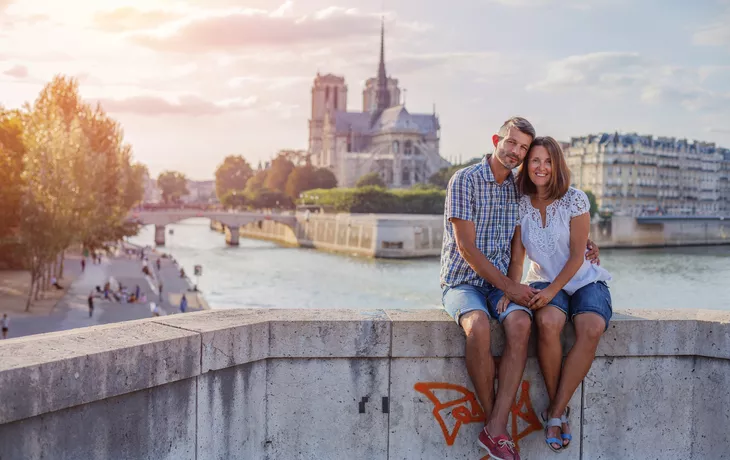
544, 417, 563, 452
561, 407, 572, 449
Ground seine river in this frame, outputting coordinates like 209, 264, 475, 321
129, 218, 730, 312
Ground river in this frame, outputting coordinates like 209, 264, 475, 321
129, 219, 730, 311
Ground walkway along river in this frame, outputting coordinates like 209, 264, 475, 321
128, 218, 730, 311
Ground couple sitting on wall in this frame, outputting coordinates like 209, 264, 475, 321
440, 117, 612, 459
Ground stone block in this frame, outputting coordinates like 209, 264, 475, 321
0, 377, 196, 460
689, 357, 730, 458
0, 320, 200, 424
386, 309, 465, 358
583, 356, 695, 459
268, 309, 391, 358
388, 357, 581, 459
197, 361, 267, 459
265, 358, 389, 459
598, 317, 698, 357
696, 318, 730, 359
156, 309, 270, 372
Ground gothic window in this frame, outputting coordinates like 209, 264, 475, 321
325, 86, 330, 102
402, 168, 410, 185
334, 91, 338, 110
404, 140, 413, 155
392, 140, 399, 153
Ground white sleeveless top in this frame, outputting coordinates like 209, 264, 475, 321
519, 187, 611, 295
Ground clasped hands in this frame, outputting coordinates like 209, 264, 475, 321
497, 282, 557, 314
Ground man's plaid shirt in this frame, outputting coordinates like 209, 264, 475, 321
440, 155, 520, 288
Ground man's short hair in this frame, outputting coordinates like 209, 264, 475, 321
498, 117, 536, 141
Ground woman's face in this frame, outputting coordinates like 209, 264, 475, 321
527, 145, 552, 189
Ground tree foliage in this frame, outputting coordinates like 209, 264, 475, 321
355, 172, 386, 188
157, 170, 189, 205
215, 155, 253, 201
583, 189, 599, 218
220, 190, 248, 210
428, 157, 481, 189
285, 165, 338, 199
245, 169, 268, 194
0, 75, 147, 308
263, 155, 295, 192
299, 187, 445, 214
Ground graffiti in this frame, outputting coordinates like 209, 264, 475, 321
414, 380, 543, 453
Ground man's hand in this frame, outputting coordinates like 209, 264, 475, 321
527, 286, 558, 310
505, 281, 538, 306
586, 238, 600, 265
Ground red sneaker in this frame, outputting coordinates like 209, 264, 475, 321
478, 427, 520, 460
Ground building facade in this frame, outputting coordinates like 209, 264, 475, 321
309, 22, 450, 188
566, 132, 730, 216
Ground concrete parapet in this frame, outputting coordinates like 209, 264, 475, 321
0, 309, 728, 459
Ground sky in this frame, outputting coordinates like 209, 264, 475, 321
1, 0, 729, 180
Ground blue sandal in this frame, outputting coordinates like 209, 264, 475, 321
545, 417, 563, 452
560, 407, 572, 448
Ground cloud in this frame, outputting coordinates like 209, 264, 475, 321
129, 8, 412, 53
693, 21, 730, 47
94, 7, 183, 32
488, 0, 618, 9
3, 64, 28, 78
707, 127, 730, 134
96, 94, 258, 116
527, 52, 651, 91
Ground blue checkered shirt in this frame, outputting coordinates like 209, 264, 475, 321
440, 155, 520, 288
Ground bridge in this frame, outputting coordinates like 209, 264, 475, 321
127, 210, 297, 246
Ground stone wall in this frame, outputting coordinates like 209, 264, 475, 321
0, 309, 728, 459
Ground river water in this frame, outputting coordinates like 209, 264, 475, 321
129, 219, 730, 312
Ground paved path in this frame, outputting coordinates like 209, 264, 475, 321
5, 247, 206, 339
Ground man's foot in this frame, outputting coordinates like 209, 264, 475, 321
478, 427, 520, 460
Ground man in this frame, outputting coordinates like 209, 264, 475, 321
88, 291, 95, 318
440, 117, 599, 460
1, 314, 9, 339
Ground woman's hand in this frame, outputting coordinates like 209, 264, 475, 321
528, 287, 558, 310
586, 239, 600, 265
496, 295, 511, 314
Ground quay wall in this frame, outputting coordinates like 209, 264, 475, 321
0, 308, 728, 459
214, 213, 730, 258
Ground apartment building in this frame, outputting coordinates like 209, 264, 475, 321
565, 132, 730, 216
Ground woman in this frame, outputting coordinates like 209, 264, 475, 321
498, 136, 612, 452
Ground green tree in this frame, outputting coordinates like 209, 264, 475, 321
312, 168, 337, 189
583, 189, 599, 218
356, 172, 386, 188
220, 190, 248, 210
245, 169, 268, 194
215, 155, 253, 201
248, 188, 293, 209
428, 157, 481, 189
263, 155, 295, 192
157, 171, 189, 205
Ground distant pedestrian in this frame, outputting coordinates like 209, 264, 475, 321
81, 258, 86, 272
179, 294, 188, 313
87, 292, 94, 317
156, 258, 161, 271
50, 277, 64, 290
1, 314, 9, 339
150, 302, 160, 317
135, 284, 141, 301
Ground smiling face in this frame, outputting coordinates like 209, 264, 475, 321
527, 145, 552, 191
493, 126, 533, 171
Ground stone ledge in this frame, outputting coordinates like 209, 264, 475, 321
1, 308, 728, 425
0, 319, 201, 425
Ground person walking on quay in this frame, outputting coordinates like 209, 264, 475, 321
179, 294, 188, 313
440, 117, 600, 460
503, 137, 612, 452
156, 258, 161, 271
81, 258, 86, 273
50, 277, 64, 290
1, 314, 9, 339
87, 292, 95, 317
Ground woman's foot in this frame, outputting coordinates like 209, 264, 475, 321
542, 408, 571, 449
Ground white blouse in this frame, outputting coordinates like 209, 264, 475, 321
518, 187, 611, 295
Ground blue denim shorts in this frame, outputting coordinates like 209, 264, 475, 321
442, 283, 532, 325
530, 280, 612, 330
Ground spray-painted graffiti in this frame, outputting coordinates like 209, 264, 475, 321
414, 380, 543, 453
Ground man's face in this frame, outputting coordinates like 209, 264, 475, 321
493, 127, 532, 171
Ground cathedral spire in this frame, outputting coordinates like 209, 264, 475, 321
374, 17, 390, 115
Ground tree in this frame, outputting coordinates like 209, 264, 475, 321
248, 188, 293, 209
0, 109, 26, 241
215, 155, 253, 201
583, 189, 598, 218
356, 172, 385, 188
263, 155, 295, 192
157, 171, 189, 205
428, 157, 481, 189
245, 169, 268, 194
220, 190, 248, 210
313, 168, 337, 190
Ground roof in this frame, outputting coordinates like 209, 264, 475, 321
372, 105, 439, 134
333, 111, 372, 134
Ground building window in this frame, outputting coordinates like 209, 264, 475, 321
393, 140, 400, 153
404, 140, 413, 155
334, 92, 338, 110
325, 86, 330, 101
402, 168, 410, 184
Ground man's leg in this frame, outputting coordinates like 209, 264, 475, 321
461, 310, 495, 419
486, 310, 531, 437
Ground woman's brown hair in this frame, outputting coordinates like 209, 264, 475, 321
516, 136, 571, 200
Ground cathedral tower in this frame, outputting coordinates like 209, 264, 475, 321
309, 73, 347, 166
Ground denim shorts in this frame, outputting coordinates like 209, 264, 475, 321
442, 283, 532, 325
530, 280, 612, 330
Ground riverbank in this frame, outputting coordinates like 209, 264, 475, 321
0, 243, 208, 340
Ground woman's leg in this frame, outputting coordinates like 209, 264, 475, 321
548, 312, 605, 444
535, 306, 567, 449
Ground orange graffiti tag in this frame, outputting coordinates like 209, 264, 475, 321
414, 380, 543, 454
413, 382, 485, 446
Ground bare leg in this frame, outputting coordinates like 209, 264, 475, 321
535, 306, 567, 448
549, 313, 606, 444
486, 310, 531, 437
461, 311, 496, 421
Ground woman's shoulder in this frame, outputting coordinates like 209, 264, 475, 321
561, 187, 590, 216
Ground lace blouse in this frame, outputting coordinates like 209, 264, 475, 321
518, 187, 611, 295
